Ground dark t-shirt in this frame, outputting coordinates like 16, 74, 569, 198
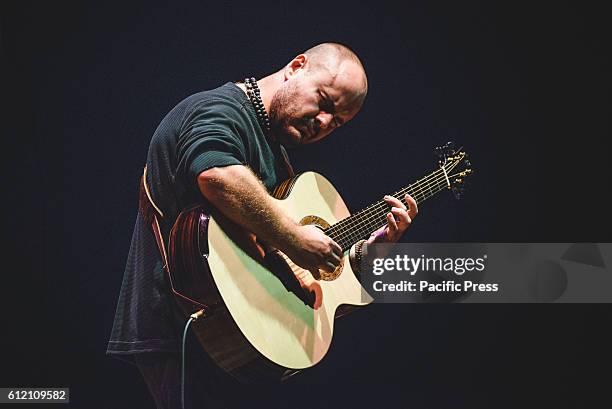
106, 82, 291, 361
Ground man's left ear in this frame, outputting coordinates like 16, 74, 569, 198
284, 54, 308, 80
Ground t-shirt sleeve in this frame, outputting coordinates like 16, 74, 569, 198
176, 99, 248, 189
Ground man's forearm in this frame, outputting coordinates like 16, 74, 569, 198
197, 165, 298, 251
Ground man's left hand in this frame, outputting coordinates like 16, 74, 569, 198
367, 193, 418, 244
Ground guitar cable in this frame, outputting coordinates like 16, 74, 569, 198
181, 309, 205, 409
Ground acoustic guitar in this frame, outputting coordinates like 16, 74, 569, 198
165, 142, 473, 381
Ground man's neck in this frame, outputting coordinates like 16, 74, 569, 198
236, 71, 283, 115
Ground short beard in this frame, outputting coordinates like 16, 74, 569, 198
269, 80, 302, 147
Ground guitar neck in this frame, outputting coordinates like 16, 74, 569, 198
324, 168, 452, 251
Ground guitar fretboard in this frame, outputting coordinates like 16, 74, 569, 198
324, 167, 451, 251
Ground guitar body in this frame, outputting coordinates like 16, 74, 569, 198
162, 142, 472, 382
167, 172, 373, 382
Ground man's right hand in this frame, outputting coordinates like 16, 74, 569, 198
285, 224, 343, 277
198, 166, 343, 278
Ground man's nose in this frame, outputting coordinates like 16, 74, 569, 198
316, 112, 334, 129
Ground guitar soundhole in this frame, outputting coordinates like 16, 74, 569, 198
299, 215, 343, 281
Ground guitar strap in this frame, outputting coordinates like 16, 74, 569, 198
139, 166, 170, 273
279, 144, 295, 177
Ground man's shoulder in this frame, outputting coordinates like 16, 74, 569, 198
180, 82, 248, 114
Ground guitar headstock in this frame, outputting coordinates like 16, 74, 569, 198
434, 141, 474, 199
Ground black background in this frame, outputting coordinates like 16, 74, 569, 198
2, 1, 611, 408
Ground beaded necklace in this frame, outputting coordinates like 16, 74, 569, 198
244, 77, 271, 133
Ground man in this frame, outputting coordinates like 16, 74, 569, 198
107, 42, 418, 408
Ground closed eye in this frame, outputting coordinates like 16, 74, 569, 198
319, 91, 343, 128
319, 92, 334, 112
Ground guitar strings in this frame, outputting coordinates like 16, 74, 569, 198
334, 175, 448, 248
325, 167, 448, 243
344, 167, 466, 242
325, 163, 466, 249
349, 166, 465, 239
353, 179, 445, 232
332, 176, 449, 248
355, 164, 464, 231
330, 157, 464, 238
326, 163, 461, 245
328, 166, 446, 233
327, 168, 443, 238
330, 158, 466, 242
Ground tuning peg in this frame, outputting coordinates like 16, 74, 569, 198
434, 140, 457, 160
434, 145, 446, 158
446, 141, 455, 154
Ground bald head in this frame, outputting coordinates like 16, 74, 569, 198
263, 42, 368, 147
302, 43, 368, 101
303, 43, 365, 71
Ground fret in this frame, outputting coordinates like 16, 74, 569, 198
325, 168, 450, 252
